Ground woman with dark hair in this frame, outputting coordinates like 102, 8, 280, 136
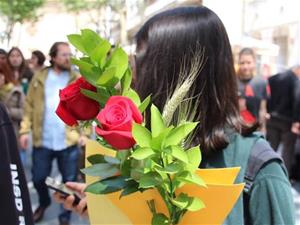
7, 47, 33, 94
54, 6, 294, 225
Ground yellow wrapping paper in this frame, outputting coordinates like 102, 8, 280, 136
85, 140, 244, 225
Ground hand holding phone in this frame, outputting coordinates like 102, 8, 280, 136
45, 177, 81, 205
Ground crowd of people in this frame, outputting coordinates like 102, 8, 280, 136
0, 5, 299, 225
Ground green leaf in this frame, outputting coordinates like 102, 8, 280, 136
105, 47, 128, 80
150, 126, 173, 151
175, 171, 206, 187
170, 146, 189, 163
120, 180, 139, 198
81, 29, 103, 55
186, 197, 205, 212
164, 122, 198, 147
87, 176, 128, 195
67, 34, 87, 54
121, 68, 132, 94
71, 58, 99, 86
104, 156, 120, 165
154, 162, 183, 174
151, 213, 170, 225
96, 87, 111, 104
80, 88, 102, 104
186, 146, 201, 171
81, 163, 118, 179
151, 104, 165, 138
171, 193, 190, 209
139, 172, 163, 188
87, 154, 106, 164
132, 147, 155, 160
123, 88, 141, 106
90, 40, 111, 67
97, 67, 118, 87
80, 57, 93, 64
132, 123, 152, 147
138, 95, 151, 113
171, 193, 204, 212
85, 181, 107, 194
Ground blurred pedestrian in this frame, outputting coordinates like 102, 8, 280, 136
267, 65, 300, 176
237, 48, 269, 132
7, 47, 33, 94
0, 61, 25, 162
19, 42, 84, 225
0, 48, 7, 64
29, 50, 46, 74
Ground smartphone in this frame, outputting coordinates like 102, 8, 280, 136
45, 177, 81, 205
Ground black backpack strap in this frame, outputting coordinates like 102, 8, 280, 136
244, 139, 286, 194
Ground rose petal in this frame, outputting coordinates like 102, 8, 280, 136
96, 126, 136, 150
68, 95, 99, 120
97, 104, 133, 131
56, 101, 78, 126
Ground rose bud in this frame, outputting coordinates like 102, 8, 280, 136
56, 77, 100, 126
96, 96, 143, 150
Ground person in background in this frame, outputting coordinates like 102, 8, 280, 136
19, 42, 85, 225
0, 61, 25, 163
29, 50, 46, 74
267, 65, 300, 177
54, 6, 294, 225
237, 48, 269, 132
7, 47, 33, 94
0, 48, 7, 64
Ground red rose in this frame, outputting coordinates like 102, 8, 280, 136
56, 77, 100, 126
96, 96, 143, 150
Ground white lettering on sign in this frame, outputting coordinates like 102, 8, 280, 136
10, 164, 25, 224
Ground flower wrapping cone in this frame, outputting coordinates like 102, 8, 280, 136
85, 140, 244, 225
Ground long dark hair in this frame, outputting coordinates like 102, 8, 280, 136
7, 47, 26, 73
7, 47, 33, 83
135, 6, 242, 153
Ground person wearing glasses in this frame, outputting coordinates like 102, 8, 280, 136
19, 42, 83, 225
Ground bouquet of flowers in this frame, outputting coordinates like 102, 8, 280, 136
56, 29, 244, 225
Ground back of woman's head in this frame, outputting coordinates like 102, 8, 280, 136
135, 6, 241, 152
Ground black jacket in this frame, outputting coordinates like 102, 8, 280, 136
0, 103, 33, 225
267, 70, 299, 122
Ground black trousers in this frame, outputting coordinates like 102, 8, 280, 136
266, 117, 296, 175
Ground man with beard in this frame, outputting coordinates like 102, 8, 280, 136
19, 42, 82, 225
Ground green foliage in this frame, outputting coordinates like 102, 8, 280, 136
139, 95, 151, 113
164, 122, 198, 147
151, 105, 166, 138
67, 29, 130, 104
123, 88, 141, 106
81, 163, 119, 179
85, 176, 132, 195
171, 193, 205, 212
68, 30, 205, 225
132, 123, 152, 148
0, 0, 45, 44
0, 0, 45, 23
